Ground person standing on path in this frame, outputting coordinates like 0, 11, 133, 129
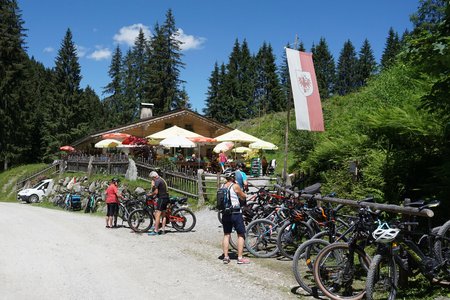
261, 156, 268, 176
219, 150, 227, 172
105, 178, 125, 228
148, 171, 169, 236
234, 162, 249, 192
221, 171, 250, 264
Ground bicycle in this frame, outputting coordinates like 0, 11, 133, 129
128, 195, 196, 233
365, 200, 450, 300
291, 199, 372, 297
312, 205, 380, 300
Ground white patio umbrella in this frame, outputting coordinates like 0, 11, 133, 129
94, 139, 122, 148
159, 136, 196, 148
214, 129, 259, 143
147, 125, 203, 139
248, 139, 279, 150
213, 142, 234, 153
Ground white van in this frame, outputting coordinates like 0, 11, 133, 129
17, 179, 54, 203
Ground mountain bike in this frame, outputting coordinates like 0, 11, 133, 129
365, 200, 450, 300
128, 196, 196, 233
312, 205, 380, 300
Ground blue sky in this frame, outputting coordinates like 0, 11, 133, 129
19, 0, 419, 112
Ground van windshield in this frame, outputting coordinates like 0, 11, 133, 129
32, 182, 44, 189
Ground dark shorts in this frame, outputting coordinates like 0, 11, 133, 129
106, 203, 119, 217
222, 212, 246, 235
156, 197, 169, 211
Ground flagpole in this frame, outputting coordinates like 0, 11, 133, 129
283, 35, 298, 186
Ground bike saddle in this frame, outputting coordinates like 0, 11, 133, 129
302, 183, 321, 194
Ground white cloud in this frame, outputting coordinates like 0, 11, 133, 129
43, 47, 54, 53
113, 24, 151, 46
88, 47, 112, 61
176, 29, 206, 51
76, 45, 87, 58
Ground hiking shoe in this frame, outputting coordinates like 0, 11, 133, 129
223, 257, 231, 264
237, 258, 250, 264
147, 231, 158, 236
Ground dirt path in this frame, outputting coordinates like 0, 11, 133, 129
0, 202, 302, 300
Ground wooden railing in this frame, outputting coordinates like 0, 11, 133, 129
16, 161, 62, 191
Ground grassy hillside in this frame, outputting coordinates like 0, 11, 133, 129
0, 164, 47, 201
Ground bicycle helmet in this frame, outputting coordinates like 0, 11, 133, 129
111, 177, 120, 184
237, 162, 245, 169
372, 223, 400, 243
223, 170, 235, 180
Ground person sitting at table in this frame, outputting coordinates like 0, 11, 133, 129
189, 153, 197, 162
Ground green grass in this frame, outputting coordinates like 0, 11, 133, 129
0, 163, 47, 202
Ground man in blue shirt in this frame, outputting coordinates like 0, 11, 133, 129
235, 162, 248, 192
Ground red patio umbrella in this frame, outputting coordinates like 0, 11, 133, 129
59, 145, 75, 152
102, 132, 131, 140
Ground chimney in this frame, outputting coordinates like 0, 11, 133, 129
140, 103, 154, 119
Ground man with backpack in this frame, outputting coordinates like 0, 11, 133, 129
220, 170, 250, 264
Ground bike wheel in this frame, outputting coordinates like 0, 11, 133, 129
277, 220, 313, 259
128, 209, 153, 233
434, 220, 450, 266
171, 208, 196, 232
245, 219, 279, 258
292, 238, 330, 296
365, 254, 398, 300
313, 242, 371, 300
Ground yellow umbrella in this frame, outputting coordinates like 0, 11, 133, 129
248, 139, 278, 150
232, 146, 252, 153
94, 139, 122, 148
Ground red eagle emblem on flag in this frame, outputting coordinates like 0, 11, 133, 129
296, 71, 313, 96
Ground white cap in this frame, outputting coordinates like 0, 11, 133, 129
149, 171, 159, 178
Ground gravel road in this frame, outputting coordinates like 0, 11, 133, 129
0, 202, 301, 300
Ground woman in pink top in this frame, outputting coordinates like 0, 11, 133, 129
219, 151, 227, 172
105, 178, 124, 228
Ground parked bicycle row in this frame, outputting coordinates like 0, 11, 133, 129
47, 176, 197, 235
217, 180, 450, 299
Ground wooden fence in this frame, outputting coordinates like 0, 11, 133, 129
16, 161, 62, 191
17, 155, 275, 205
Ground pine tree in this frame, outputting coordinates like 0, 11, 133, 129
132, 28, 149, 119
146, 9, 185, 115
410, 0, 446, 33
0, 0, 29, 169
222, 39, 242, 123
203, 62, 221, 118
121, 49, 138, 124
380, 27, 401, 70
254, 42, 282, 115
173, 86, 191, 109
335, 40, 359, 96
279, 43, 293, 112
311, 37, 335, 99
238, 40, 255, 119
103, 45, 123, 126
356, 38, 377, 88
54, 28, 83, 142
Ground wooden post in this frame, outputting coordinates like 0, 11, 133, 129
197, 169, 205, 206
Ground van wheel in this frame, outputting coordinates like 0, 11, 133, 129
29, 194, 39, 203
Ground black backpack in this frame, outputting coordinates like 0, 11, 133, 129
216, 183, 234, 214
